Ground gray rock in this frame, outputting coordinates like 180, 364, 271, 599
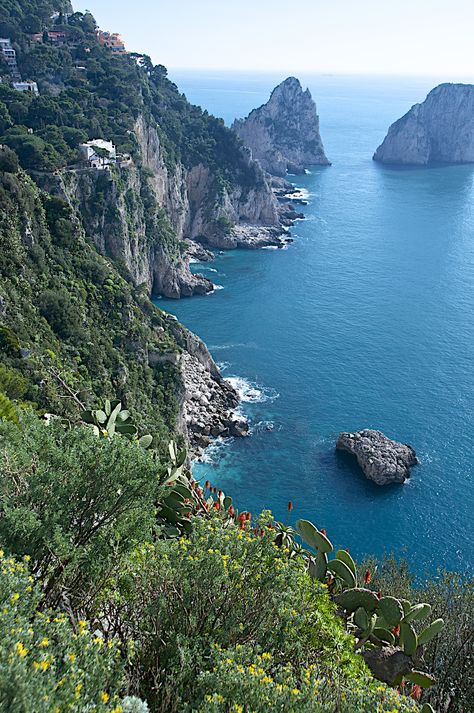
336, 429, 417, 485
362, 647, 413, 685
232, 77, 330, 176
228, 418, 250, 438
374, 83, 474, 165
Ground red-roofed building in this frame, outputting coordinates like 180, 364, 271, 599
96, 31, 126, 54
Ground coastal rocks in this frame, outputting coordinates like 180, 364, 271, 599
373, 83, 474, 165
232, 76, 330, 176
167, 317, 249, 457
184, 239, 214, 263
198, 224, 291, 250
136, 116, 287, 254
336, 429, 417, 485
180, 351, 249, 457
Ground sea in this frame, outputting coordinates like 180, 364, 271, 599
157, 71, 474, 576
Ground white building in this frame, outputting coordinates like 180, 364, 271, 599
12, 81, 39, 94
79, 139, 117, 168
1, 38, 22, 81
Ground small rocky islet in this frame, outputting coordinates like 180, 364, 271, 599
336, 429, 418, 485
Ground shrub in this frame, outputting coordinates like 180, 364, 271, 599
0, 415, 165, 610
192, 644, 419, 713
0, 145, 19, 173
0, 549, 125, 713
361, 556, 474, 712
108, 514, 415, 712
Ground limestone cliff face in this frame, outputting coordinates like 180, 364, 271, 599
232, 77, 330, 176
32, 114, 284, 298
135, 117, 280, 242
374, 83, 474, 165
33, 166, 212, 299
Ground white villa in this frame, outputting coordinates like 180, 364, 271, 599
79, 139, 117, 168
12, 80, 39, 94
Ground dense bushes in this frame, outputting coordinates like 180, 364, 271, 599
0, 411, 471, 711
0, 415, 165, 610
0, 550, 126, 712
108, 516, 418, 712
361, 556, 474, 712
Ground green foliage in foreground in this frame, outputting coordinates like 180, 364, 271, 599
0, 414, 424, 712
361, 556, 474, 713
0, 415, 166, 610
0, 549, 126, 713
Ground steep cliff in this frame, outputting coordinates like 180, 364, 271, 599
0, 1, 290, 299
373, 83, 474, 165
232, 77, 330, 176
0, 162, 243, 453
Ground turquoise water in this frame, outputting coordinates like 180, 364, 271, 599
158, 73, 474, 575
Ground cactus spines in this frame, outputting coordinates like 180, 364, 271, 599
405, 670, 436, 688
418, 618, 445, 646
335, 588, 379, 612
403, 603, 432, 623
296, 519, 333, 553
335, 549, 356, 577
378, 596, 404, 627
308, 552, 328, 581
327, 558, 357, 588
400, 621, 418, 656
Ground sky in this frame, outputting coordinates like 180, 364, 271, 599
86, 0, 474, 78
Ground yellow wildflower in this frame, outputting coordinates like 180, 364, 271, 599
291, 688, 300, 696
40, 637, 49, 648
40, 660, 50, 671
11, 592, 20, 602
101, 691, 110, 703
68, 653, 76, 663
15, 642, 27, 658
78, 620, 87, 634
75, 683, 83, 698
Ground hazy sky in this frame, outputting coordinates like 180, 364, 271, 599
86, 0, 474, 78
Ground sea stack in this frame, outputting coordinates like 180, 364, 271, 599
336, 430, 418, 486
232, 77, 330, 176
373, 83, 474, 165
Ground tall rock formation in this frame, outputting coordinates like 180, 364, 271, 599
373, 83, 474, 165
232, 77, 330, 176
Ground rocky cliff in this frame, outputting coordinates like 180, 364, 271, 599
32, 114, 289, 298
373, 83, 474, 165
232, 77, 330, 176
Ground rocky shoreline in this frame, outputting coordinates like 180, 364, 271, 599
174, 177, 308, 458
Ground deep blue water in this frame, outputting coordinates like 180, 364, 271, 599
158, 72, 474, 575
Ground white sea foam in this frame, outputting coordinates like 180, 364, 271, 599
216, 361, 231, 372
251, 420, 282, 434
226, 376, 279, 403
285, 188, 310, 200
188, 257, 199, 264
262, 245, 279, 250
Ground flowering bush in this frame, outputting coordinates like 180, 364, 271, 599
193, 644, 420, 713
0, 549, 125, 712
107, 514, 420, 713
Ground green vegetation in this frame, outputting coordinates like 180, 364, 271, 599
0, 167, 181, 443
0, 411, 425, 712
0, 0, 256, 190
0, 2, 471, 712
